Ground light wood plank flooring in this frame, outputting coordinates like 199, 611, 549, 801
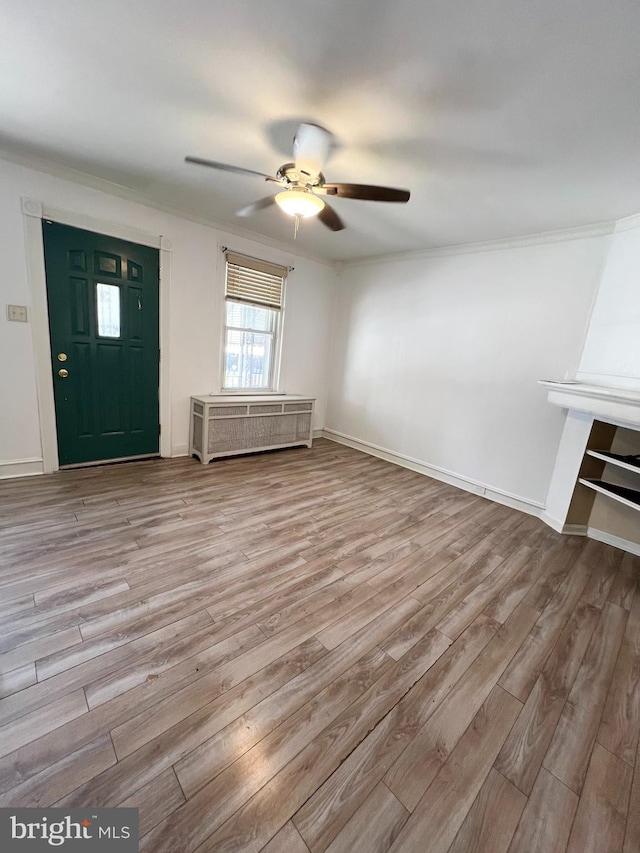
0, 439, 638, 852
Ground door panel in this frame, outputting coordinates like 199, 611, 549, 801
43, 221, 160, 466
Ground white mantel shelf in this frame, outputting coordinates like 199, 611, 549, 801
539, 380, 640, 427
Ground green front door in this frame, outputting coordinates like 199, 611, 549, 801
43, 221, 160, 466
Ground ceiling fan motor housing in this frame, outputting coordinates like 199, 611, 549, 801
293, 123, 334, 180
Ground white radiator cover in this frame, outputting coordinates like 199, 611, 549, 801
190, 394, 315, 463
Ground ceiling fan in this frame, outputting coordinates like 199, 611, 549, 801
185, 123, 410, 232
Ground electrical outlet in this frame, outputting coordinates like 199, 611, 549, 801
7, 304, 28, 323
468, 482, 487, 496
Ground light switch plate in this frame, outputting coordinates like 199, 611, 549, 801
7, 304, 28, 323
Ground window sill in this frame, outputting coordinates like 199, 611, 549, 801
217, 389, 281, 395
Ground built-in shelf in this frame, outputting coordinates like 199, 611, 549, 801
542, 380, 640, 552
587, 449, 640, 475
578, 478, 640, 513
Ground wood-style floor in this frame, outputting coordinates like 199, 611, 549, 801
0, 439, 638, 853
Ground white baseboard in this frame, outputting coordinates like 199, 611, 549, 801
320, 429, 544, 518
171, 444, 189, 457
319, 432, 640, 554
539, 512, 565, 533
539, 513, 588, 536
0, 457, 44, 479
588, 527, 640, 557
536, 513, 639, 554
562, 524, 588, 535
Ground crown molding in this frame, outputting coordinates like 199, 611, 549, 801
0, 149, 334, 269
4, 146, 639, 272
342, 220, 618, 268
614, 210, 640, 233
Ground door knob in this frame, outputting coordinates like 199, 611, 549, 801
58, 368, 69, 378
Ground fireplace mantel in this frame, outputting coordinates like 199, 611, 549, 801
539, 380, 640, 427
540, 380, 640, 555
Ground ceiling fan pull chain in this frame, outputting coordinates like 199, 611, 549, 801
294, 214, 300, 239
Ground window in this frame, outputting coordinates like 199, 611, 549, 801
222, 252, 286, 390
96, 283, 121, 338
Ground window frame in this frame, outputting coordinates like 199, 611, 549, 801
219, 252, 287, 394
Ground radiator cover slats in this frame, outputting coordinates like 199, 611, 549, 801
190, 394, 315, 464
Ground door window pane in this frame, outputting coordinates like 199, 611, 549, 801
96, 283, 121, 337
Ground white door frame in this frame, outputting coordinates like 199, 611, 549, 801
22, 197, 172, 473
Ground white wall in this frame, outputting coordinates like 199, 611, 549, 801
0, 159, 336, 473
1, 151, 633, 514
577, 220, 640, 389
326, 237, 610, 508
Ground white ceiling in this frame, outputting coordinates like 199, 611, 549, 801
1, 0, 640, 262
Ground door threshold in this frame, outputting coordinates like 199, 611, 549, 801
60, 453, 161, 470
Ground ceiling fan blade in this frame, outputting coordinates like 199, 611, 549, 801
318, 202, 345, 232
319, 183, 410, 202
235, 195, 277, 217
185, 156, 275, 181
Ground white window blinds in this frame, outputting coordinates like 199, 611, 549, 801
225, 252, 286, 310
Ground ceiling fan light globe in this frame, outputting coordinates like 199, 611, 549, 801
275, 189, 325, 218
